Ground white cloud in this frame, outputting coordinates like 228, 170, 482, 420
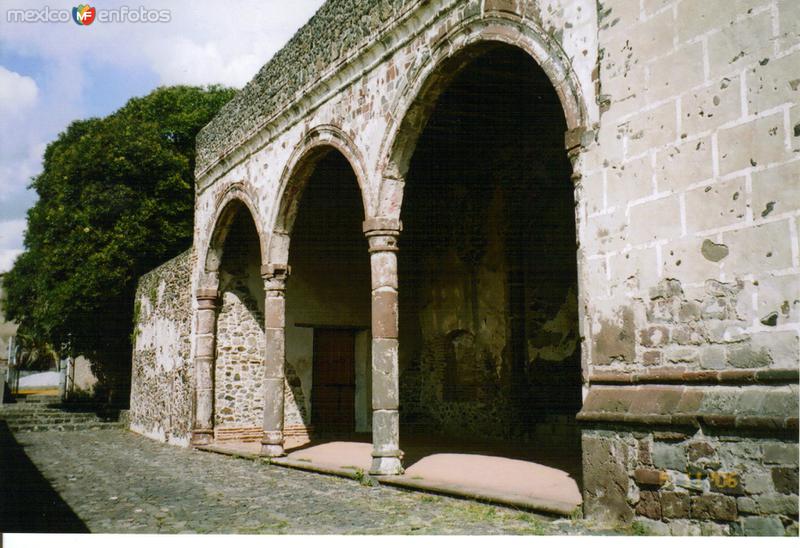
0, 0, 326, 271
0, 141, 45, 199
0, 65, 38, 115
0, 1, 325, 89
0, 249, 22, 273
145, 37, 263, 88
0, 219, 26, 273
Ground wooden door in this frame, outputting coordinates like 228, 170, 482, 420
312, 329, 356, 432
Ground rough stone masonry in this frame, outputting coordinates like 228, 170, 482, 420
129, 0, 799, 535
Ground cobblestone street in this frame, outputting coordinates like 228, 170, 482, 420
1, 427, 616, 535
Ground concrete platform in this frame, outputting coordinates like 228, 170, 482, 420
198, 436, 582, 516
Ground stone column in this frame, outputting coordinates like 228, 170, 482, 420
260, 263, 290, 457
192, 288, 219, 445
363, 217, 404, 475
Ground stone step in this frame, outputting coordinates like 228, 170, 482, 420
19, 395, 62, 404
0, 409, 101, 417
0, 405, 73, 413
2, 400, 125, 433
8, 422, 123, 433
2, 416, 106, 426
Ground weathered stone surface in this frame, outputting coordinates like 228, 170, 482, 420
743, 472, 773, 495
634, 468, 666, 486
690, 494, 738, 521
214, 287, 266, 429
130, 250, 195, 446
753, 493, 799, 515
763, 443, 799, 465
592, 307, 636, 364
723, 218, 795, 277
661, 491, 690, 519
583, 435, 634, 523
636, 491, 662, 520
638, 439, 653, 466
685, 178, 746, 232
771, 467, 799, 495
681, 75, 742, 135
688, 441, 715, 461
741, 516, 786, 537
653, 444, 687, 472
737, 496, 758, 514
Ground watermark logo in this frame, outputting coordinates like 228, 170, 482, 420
72, 4, 96, 26
6, 5, 171, 24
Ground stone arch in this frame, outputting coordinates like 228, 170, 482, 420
382, 13, 586, 448
202, 182, 267, 287
192, 182, 268, 446
267, 125, 372, 265
376, 14, 590, 217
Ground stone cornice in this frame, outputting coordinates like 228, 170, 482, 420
588, 368, 799, 385
577, 384, 799, 431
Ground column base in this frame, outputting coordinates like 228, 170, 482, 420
370, 456, 404, 476
260, 443, 286, 458
191, 429, 214, 446
261, 430, 285, 457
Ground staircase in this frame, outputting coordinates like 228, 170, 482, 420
0, 394, 124, 433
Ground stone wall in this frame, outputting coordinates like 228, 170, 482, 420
583, 424, 798, 535
214, 284, 266, 429
577, 0, 800, 531
71, 356, 98, 395
582, 0, 800, 380
130, 249, 195, 446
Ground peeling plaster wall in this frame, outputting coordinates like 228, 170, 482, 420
130, 249, 195, 447
577, 0, 800, 532
581, 0, 800, 383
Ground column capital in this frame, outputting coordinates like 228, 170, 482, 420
196, 288, 218, 308
363, 218, 402, 253
260, 263, 291, 279
363, 217, 402, 236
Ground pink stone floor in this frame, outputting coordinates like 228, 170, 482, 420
207, 434, 582, 512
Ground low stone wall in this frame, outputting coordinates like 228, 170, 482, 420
129, 249, 195, 446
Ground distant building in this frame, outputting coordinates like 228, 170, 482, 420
0, 272, 97, 399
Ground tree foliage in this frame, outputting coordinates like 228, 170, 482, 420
3, 85, 236, 402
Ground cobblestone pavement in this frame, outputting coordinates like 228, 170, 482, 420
3, 428, 622, 534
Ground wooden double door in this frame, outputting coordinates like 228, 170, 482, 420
311, 329, 356, 432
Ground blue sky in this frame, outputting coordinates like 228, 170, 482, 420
0, 0, 326, 271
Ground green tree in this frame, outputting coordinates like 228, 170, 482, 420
3, 85, 236, 404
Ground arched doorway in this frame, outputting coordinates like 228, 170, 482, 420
396, 43, 582, 474
193, 196, 267, 446
213, 205, 266, 442
279, 147, 372, 442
